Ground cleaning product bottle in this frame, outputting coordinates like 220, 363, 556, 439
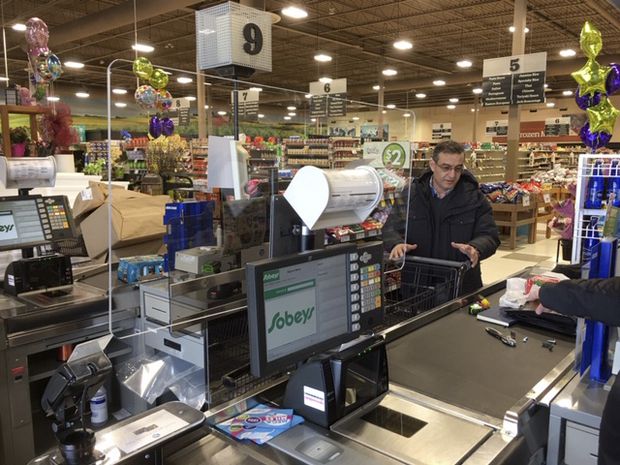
583, 217, 601, 279
608, 159, 620, 207
90, 386, 108, 426
585, 160, 604, 209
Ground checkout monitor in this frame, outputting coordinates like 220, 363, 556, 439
0, 196, 74, 251
246, 244, 360, 377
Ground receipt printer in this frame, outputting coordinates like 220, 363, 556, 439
4, 254, 72, 295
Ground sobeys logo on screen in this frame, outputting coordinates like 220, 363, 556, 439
267, 307, 315, 334
263, 270, 280, 283
0, 224, 14, 233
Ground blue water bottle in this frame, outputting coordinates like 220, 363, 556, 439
608, 159, 620, 207
585, 160, 604, 209
583, 217, 601, 279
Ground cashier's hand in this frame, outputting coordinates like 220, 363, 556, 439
451, 242, 480, 267
389, 243, 417, 260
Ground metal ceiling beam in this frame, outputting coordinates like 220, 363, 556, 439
584, 0, 620, 32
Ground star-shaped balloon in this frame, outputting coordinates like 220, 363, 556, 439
572, 59, 610, 97
587, 97, 620, 134
580, 21, 603, 59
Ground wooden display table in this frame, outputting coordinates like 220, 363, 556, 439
536, 190, 554, 239
491, 200, 537, 249
0, 104, 45, 157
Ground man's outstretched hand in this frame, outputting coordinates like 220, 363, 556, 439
451, 242, 480, 267
389, 243, 417, 260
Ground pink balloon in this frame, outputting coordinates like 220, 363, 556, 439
26, 17, 48, 33
26, 27, 49, 49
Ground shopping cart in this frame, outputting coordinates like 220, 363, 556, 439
382, 256, 470, 328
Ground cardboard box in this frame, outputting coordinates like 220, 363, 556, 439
72, 181, 129, 219
81, 194, 169, 258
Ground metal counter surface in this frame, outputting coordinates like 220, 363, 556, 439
387, 289, 574, 420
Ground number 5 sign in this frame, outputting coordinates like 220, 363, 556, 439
196, 2, 272, 72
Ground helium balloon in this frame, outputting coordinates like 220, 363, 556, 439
149, 69, 169, 90
160, 117, 174, 137
25, 18, 49, 49
132, 57, 153, 80
134, 85, 157, 109
149, 116, 162, 138
46, 53, 62, 81
575, 86, 602, 110
156, 89, 173, 111
580, 21, 603, 60
579, 122, 611, 151
587, 97, 620, 134
34, 50, 53, 82
606, 63, 620, 96
571, 58, 610, 97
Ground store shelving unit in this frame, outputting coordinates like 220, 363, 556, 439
331, 137, 361, 168
85, 140, 121, 166
190, 138, 208, 192
467, 150, 506, 182
284, 137, 361, 169
245, 144, 279, 171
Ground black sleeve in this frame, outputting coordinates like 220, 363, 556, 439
539, 278, 620, 326
468, 194, 500, 260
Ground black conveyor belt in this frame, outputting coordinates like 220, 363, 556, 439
387, 290, 574, 420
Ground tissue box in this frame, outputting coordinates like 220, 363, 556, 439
118, 255, 165, 283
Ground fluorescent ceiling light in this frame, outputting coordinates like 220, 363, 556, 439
372, 85, 381, 91
161, 70, 172, 75
545, 87, 552, 92
546, 102, 555, 107
177, 77, 193, 84
112, 88, 127, 95
64, 61, 85, 69
288, 112, 296, 116
204, 105, 210, 109
352, 116, 360, 121
433, 79, 446, 86
562, 90, 573, 96
470, 108, 476, 112
282, 6, 308, 19
11, 23, 27, 32
544, 83, 548, 88
217, 111, 227, 116
185, 96, 196, 101
393, 39, 413, 50
447, 104, 456, 109
0, 77, 9, 82
456, 59, 472, 68
47, 96, 60, 102
314, 53, 332, 62
249, 87, 263, 92
258, 114, 265, 118
305, 93, 313, 98
509, 26, 529, 33
311, 118, 317, 122
114, 102, 127, 108
382, 68, 397, 76
386, 104, 396, 109
472, 87, 483, 94
287, 106, 296, 111
449, 97, 459, 103
132, 43, 154, 53
415, 93, 426, 98
283, 116, 292, 120
75, 92, 90, 98
381, 110, 387, 114
559, 48, 576, 57
403, 113, 411, 117
319, 76, 332, 83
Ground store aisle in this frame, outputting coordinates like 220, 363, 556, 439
481, 225, 568, 285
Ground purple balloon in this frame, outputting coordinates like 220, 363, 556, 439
606, 63, 620, 96
579, 122, 612, 151
149, 116, 161, 138
575, 86, 602, 110
160, 117, 174, 137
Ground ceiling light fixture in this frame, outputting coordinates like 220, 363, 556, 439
177, 77, 193, 84
415, 93, 426, 98
217, 111, 227, 116
282, 6, 308, 19
559, 48, 576, 58
114, 102, 127, 108
546, 102, 555, 108
249, 87, 263, 92
381, 110, 387, 114
288, 112, 297, 116
161, 70, 172, 75
11, 23, 27, 32
562, 90, 573, 96
287, 106, 296, 111
47, 96, 60, 102
449, 97, 459, 103
403, 113, 411, 117
372, 85, 381, 91
64, 61, 85, 69
112, 88, 127, 95
386, 104, 396, 109
456, 59, 472, 68
382, 68, 397, 76
319, 76, 332, 83
258, 114, 265, 118
470, 108, 476, 112
283, 116, 292, 120
433, 79, 446, 86
204, 105, 210, 109
305, 93, 313, 98
352, 116, 360, 121
314, 52, 332, 62
75, 91, 90, 98
446, 104, 456, 109
185, 96, 196, 101
311, 118, 317, 122
509, 26, 529, 33
472, 87, 483, 94
0, 77, 8, 82
132, 43, 154, 53
393, 39, 413, 50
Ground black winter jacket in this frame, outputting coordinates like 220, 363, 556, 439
384, 169, 500, 294
539, 277, 620, 465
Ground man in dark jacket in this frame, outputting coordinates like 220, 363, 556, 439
385, 140, 500, 294
532, 278, 620, 465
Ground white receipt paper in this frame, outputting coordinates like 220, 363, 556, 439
7, 159, 55, 181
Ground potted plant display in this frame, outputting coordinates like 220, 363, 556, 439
9, 126, 29, 157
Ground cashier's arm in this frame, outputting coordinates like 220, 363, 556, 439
389, 243, 417, 260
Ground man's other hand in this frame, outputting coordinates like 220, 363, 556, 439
389, 243, 417, 260
451, 242, 480, 267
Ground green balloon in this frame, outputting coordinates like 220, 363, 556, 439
132, 57, 153, 80
149, 69, 169, 90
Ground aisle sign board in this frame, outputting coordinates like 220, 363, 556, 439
170, 98, 191, 127
544, 117, 570, 136
230, 89, 259, 117
432, 123, 452, 140
309, 79, 347, 117
196, 2, 272, 72
363, 141, 411, 169
485, 120, 508, 136
482, 52, 546, 106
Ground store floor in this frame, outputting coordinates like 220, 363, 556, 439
481, 224, 568, 285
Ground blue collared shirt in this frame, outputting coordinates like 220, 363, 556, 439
429, 177, 453, 199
